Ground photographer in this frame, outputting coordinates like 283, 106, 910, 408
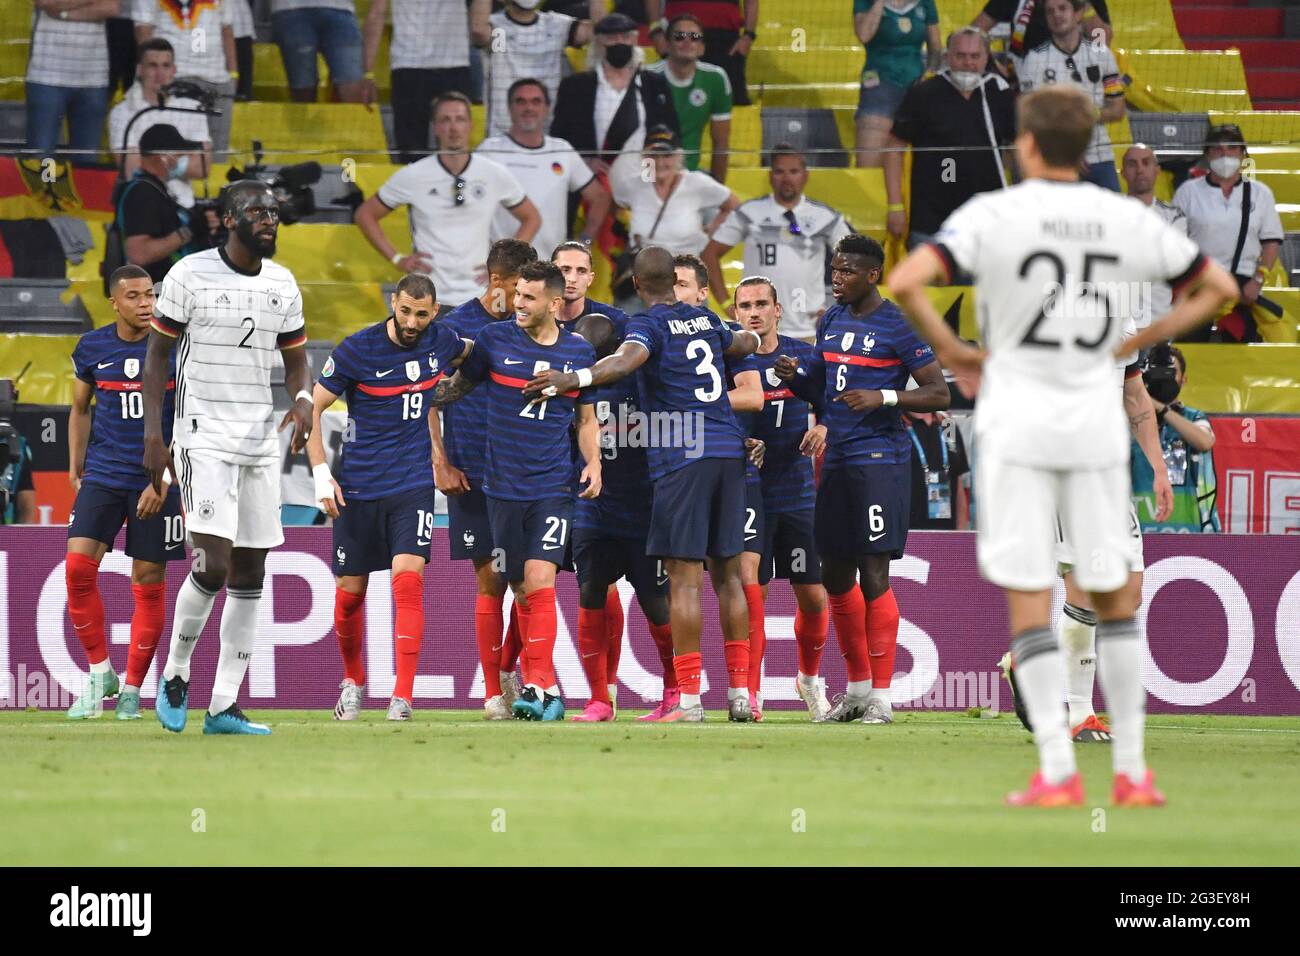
118, 124, 205, 285
0, 381, 35, 525
1131, 345, 1220, 533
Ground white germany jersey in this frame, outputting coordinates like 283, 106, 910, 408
477, 134, 593, 260
933, 179, 1204, 470
485, 10, 575, 137
153, 248, 307, 466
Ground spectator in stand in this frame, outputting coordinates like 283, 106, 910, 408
485, 1, 593, 138
25, 0, 119, 162
611, 125, 739, 257
1173, 125, 1286, 343
647, 0, 756, 106
551, 13, 679, 174
883, 28, 1016, 255
904, 411, 970, 531
702, 145, 852, 340
1121, 144, 1187, 328
852, 0, 940, 168
1016, 0, 1124, 190
478, 77, 612, 257
108, 38, 212, 209
646, 12, 733, 181
119, 124, 204, 285
354, 92, 541, 310
363, 0, 490, 164
229, 0, 256, 101
133, 0, 237, 158
269, 1, 369, 103
107, 10, 136, 98
1131, 347, 1220, 533
972, 0, 1110, 67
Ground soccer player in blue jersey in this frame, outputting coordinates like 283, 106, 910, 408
526, 246, 762, 723
431, 260, 602, 722
775, 235, 949, 725
306, 274, 472, 722
553, 240, 629, 336
735, 276, 835, 722
434, 238, 537, 718
64, 264, 184, 720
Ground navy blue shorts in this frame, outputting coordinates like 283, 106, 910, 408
761, 507, 822, 585
333, 487, 436, 576
447, 484, 494, 562
743, 480, 765, 555
814, 462, 911, 560
572, 527, 667, 599
647, 457, 746, 561
68, 482, 186, 563
487, 495, 573, 583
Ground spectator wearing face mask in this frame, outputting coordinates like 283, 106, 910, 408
484, 0, 592, 138
118, 124, 206, 285
883, 27, 1017, 255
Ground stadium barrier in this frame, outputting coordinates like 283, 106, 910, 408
1, 528, 1296, 716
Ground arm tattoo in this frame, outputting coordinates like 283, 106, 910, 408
1128, 409, 1153, 434
428, 373, 478, 407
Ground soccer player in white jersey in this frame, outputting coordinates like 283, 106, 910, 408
888, 86, 1236, 807
142, 180, 315, 736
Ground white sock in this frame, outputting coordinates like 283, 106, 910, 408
207, 586, 261, 716
1012, 627, 1076, 784
607, 683, 618, 703
797, 671, 816, 685
89, 658, 112, 676
124, 684, 139, 695
681, 692, 701, 709
545, 684, 561, 697
1059, 603, 1098, 726
499, 670, 514, 688
162, 574, 218, 683
1095, 618, 1146, 779
868, 687, 892, 711
727, 686, 749, 702
846, 679, 871, 697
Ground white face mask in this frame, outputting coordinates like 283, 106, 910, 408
948, 70, 983, 93
1209, 155, 1241, 179
168, 154, 189, 180
512, 0, 542, 9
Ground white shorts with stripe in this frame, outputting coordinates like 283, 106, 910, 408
175, 449, 284, 549
1056, 499, 1144, 578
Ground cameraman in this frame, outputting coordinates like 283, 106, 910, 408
1, 381, 35, 523
119, 124, 205, 285
1131, 345, 1220, 533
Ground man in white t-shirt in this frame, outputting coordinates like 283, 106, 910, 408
108, 37, 212, 208
486, 0, 591, 138
478, 77, 611, 258
702, 146, 852, 339
133, 0, 237, 156
1120, 144, 1187, 327
888, 86, 1236, 808
362, 0, 490, 163
354, 92, 541, 309
25, 0, 115, 159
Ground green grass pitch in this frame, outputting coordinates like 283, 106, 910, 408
2, 709, 1297, 866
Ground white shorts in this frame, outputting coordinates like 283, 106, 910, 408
1055, 498, 1144, 577
174, 449, 284, 549
975, 455, 1132, 594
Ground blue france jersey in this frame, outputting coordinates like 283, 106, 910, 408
458, 321, 597, 502
792, 300, 935, 467
440, 298, 500, 483
72, 325, 176, 493
575, 373, 653, 538
557, 298, 628, 339
624, 302, 746, 481
724, 348, 762, 486
317, 318, 466, 500
752, 336, 820, 514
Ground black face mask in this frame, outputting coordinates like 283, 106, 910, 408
605, 43, 634, 68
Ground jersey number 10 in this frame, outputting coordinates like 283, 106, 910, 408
119, 391, 144, 419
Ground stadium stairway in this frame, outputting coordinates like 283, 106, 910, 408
1176, 0, 1300, 110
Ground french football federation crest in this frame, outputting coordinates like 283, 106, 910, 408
124, 357, 140, 379
840, 332, 855, 352
406, 360, 420, 382
861, 333, 876, 353
765, 367, 782, 388
428, 355, 439, 375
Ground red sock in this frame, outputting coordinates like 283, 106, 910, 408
502, 601, 523, 673
577, 606, 609, 703
125, 582, 165, 688
649, 622, 677, 689
724, 640, 750, 690
867, 588, 901, 689
795, 606, 829, 676
524, 587, 557, 689
673, 651, 702, 697
604, 588, 623, 685
829, 587, 872, 683
334, 587, 366, 686
391, 571, 424, 701
65, 552, 107, 666
474, 593, 504, 698
743, 583, 765, 696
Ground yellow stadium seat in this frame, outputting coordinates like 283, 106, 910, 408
1117, 49, 1252, 112
228, 102, 389, 165
0, 333, 82, 406
699, 105, 761, 170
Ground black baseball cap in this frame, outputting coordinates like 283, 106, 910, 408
595, 12, 639, 35
139, 123, 202, 155
1204, 123, 1246, 150
644, 124, 680, 152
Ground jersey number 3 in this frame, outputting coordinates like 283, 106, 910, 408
686, 339, 723, 403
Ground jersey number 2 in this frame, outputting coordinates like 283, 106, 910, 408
238, 316, 255, 348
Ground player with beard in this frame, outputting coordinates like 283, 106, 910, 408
143, 180, 313, 736
306, 273, 472, 721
